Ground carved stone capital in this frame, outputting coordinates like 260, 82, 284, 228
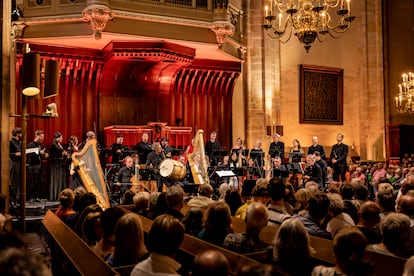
210, 23, 235, 47
82, 4, 113, 40
11, 22, 27, 40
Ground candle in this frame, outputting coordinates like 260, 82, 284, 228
400, 95, 402, 106
340, 0, 344, 9
347, 0, 350, 12
270, 0, 273, 15
395, 97, 399, 107
399, 84, 402, 93
265, 5, 269, 17
278, 13, 282, 29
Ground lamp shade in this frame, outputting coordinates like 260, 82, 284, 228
22, 52, 40, 96
44, 59, 60, 98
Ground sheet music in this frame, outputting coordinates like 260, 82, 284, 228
216, 170, 236, 177
26, 147, 39, 154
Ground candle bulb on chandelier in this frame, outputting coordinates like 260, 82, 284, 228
395, 97, 399, 108
278, 13, 282, 29
340, 0, 344, 9
265, 5, 269, 17
347, 0, 351, 12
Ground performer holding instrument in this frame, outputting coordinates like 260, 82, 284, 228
146, 142, 165, 192
116, 156, 137, 193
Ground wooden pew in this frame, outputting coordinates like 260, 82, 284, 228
235, 216, 407, 276
42, 210, 119, 276
138, 214, 259, 275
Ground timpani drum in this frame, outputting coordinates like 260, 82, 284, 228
159, 159, 186, 181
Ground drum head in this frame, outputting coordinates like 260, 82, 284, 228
159, 159, 174, 177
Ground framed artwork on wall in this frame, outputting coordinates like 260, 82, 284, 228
299, 64, 343, 125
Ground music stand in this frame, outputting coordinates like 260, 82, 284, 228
289, 152, 305, 163
215, 170, 235, 178
171, 148, 182, 157
250, 151, 264, 175
231, 167, 244, 177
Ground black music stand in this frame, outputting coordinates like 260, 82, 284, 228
250, 151, 264, 177
171, 148, 182, 157
289, 152, 305, 163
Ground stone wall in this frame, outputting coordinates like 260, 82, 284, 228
233, 0, 386, 161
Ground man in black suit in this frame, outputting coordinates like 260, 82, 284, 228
205, 131, 220, 166
314, 151, 328, 186
330, 133, 348, 182
268, 133, 285, 160
308, 136, 326, 159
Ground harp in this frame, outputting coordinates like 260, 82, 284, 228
72, 139, 110, 209
188, 129, 210, 185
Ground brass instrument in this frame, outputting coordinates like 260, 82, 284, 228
72, 139, 110, 209
188, 129, 209, 185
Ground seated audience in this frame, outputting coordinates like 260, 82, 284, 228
131, 214, 185, 276
294, 188, 313, 215
218, 183, 230, 201
339, 183, 359, 224
187, 184, 215, 210
132, 191, 151, 217
225, 189, 243, 216
312, 226, 371, 276
223, 202, 270, 255
165, 185, 185, 221
81, 211, 103, 246
326, 193, 355, 238
183, 207, 204, 236
367, 212, 411, 258
93, 207, 127, 260
0, 247, 52, 276
274, 218, 313, 276
197, 201, 233, 246
376, 189, 395, 219
403, 256, 414, 276
191, 250, 229, 276
55, 188, 76, 224
236, 178, 269, 220
297, 192, 331, 239
74, 203, 102, 238
122, 189, 135, 205
356, 201, 382, 244
267, 177, 291, 226
107, 212, 148, 267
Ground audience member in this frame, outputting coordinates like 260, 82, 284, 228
236, 178, 269, 220
376, 189, 395, 219
356, 201, 382, 244
403, 256, 414, 276
0, 247, 52, 276
131, 214, 184, 276
132, 191, 151, 217
326, 193, 355, 238
93, 207, 127, 260
55, 188, 76, 224
182, 207, 204, 236
367, 212, 411, 258
107, 212, 148, 267
225, 189, 243, 216
165, 185, 185, 221
297, 192, 331, 239
294, 188, 313, 215
312, 226, 371, 276
223, 202, 270, 255
274, 218, 313, 276
187, 184, 215, 210
339, 183, 359, 224
267, 177, 291, 226
197, 201, 233, 246
81, 211, 103, 246
191, 250, 229, 276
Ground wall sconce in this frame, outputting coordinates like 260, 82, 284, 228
22, 52, 40, 96
43, 59, 60, 98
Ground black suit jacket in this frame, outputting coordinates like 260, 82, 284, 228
330, 143, 348, 168
269, 141, 285, 159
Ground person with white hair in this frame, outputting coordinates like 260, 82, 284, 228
307, 135, 325, 159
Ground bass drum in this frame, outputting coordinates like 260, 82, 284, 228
159, 159, 187, 181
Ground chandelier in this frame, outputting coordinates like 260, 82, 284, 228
263, 0, 356, 52
395, 72, 414, 113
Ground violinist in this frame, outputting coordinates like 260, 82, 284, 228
116, 156, 135, 193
